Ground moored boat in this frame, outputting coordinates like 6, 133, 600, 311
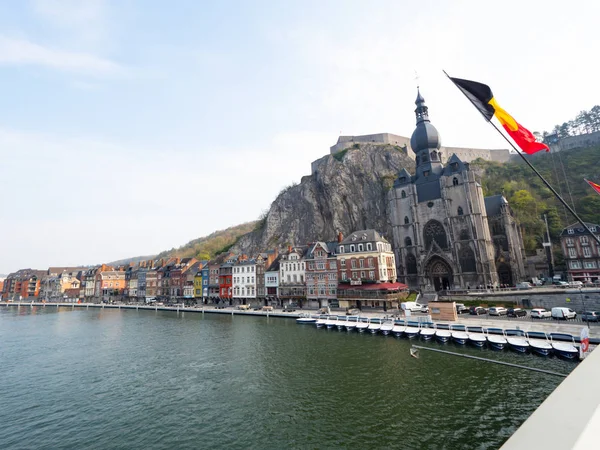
505, 329, 530, 353
325, 315, 338, 330
467, 327, 486, 348
296, 313, 317, 324
392, 324, 406, 338
315, 315, 328, 328
485, 328, 507, 350
344, 316, 359, 332
380, 319, 394, 336
419, 326, 436, 341
450, 325, 468, 345
336, 316, 347, 331
404, 325, 420, 339
550, 333, 579, 360
356, 318, 369, 333
526, 331, 553, 356
435, 329, 451, 343
368, 319, 382, 335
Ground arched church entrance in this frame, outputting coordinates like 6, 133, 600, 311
497, 263, 513, 286
425, 257, 453, 291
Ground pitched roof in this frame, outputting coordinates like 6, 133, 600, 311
340, 229, 389, 245
484, 195, 509, 217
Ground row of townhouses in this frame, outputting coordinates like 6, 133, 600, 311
1, 229, 407, 310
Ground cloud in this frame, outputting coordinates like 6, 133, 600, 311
0, 35, 124, 75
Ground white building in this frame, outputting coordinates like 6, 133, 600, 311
232, 259, 257, 304
279, 247, 307, 303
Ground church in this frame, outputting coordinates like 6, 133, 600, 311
388, 90, 526, 292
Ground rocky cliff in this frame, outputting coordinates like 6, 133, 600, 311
233, 144, 414, 254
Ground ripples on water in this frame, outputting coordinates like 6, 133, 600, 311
0, 307, 574, 449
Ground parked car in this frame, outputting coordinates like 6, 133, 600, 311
488, 306, 508, 316
551, 307, 577, 320
553, 281, 569, 288
420, 304, 430, 313
346, 307, 360, 315
262, 305, 274, 312
516, 282, 533, 290
531, 308, 551, 319
469, 306, 487, 315
456, 303, 469, 314
283, 304, 296, 312
581, 311, 600, 322
569, 281, 583, 287
401, 301, 424, 312
507, 308, 527, 317
238, 304, 251, 310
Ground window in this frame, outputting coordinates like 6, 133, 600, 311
359, 259, 364, 268
293, 274, 297, 282
457, 206, 464, 216
568, 248, 577, 258
404, 216, 409, 225
358, 244, 363, 252
406, 253, 417, 274
340, 259, 346, 268
351, 260, 357, 269
431, 151, 438, 161
583, 247, 592, 258
584, 261, 597, 269
360, 271, 365, 279
424, 220, 448, 250
581, 236, 589, 245
330, 261, 337, 269
368, 258, 373, 267
350, 245, 355, 252
566, 238, 574, 247
570, 260, 582, 269
401, 190, 406, 198
423, 170, 430, 177
590, 226, 597, 232
422, 153, 429, 162
369, 271, 374, 279
405, 237, 412, 246
341, 272, 346, 281
459, 246, 476, 272
568, 228, 574, 234
451, 163, 459, 172
339, 246, 344, 254
366, 243, 372, 251
453, 177, 459, 186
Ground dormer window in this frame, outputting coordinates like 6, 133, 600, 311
431, 151, 438, 161
591, 226, 597, 232
457, 206, 464, 216
358, 244, 363, 251
339, 246, 344, 253
366, 243, 372, 251
350, 244, 355, 252
362, 234, 367, 240
423, 170, 430, 177
399, 177, 406, 183
422, 153, 429, 163
567, 228, 574, 235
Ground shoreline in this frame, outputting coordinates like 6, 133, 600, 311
2, 301, 598, 343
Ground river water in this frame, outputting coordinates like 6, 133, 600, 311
0, 306, 575, 449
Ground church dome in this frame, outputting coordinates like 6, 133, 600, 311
410, 121, 441, 153
409, 89, 441, 153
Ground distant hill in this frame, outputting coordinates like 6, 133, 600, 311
156, 221, 258, 261
107, 255, 157, 267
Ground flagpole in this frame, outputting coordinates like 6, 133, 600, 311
443, 70, 600, 247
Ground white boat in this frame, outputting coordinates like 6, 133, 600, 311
344, 316, 359, 332
435, 329, 451, 343
336, 317, 347, 331
485, 328, 507, 350
404, 326, 420, 339
296, 313, 317, 324
419, 327, 436, 340
356, 318, 369, 333
392, 324, 406, 338
467, 327, 486, 348
380, 319, 394, 336
315, 315, 328, 328
325, 316, 338, 330
450, 325, 469, 345
368, 320, 382, 334
550, 333, 578, 360
526, 331, 553, 356
505, 330, 530, 353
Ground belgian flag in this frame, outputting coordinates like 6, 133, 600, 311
449, 77, 549, 155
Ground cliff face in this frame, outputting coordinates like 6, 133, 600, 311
233, 144, 414, 254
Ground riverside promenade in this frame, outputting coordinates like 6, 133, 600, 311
2, 301, 598, 341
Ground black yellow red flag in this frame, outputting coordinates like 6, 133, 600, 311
585, 179, 600, 196
449, 77, 549, 155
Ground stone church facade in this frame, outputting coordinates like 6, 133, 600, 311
388, 90, 526, 292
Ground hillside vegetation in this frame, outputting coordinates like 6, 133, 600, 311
157, 221, 258, 261
471, 145, 600, 253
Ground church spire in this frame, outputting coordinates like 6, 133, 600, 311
414, 88, 430, 124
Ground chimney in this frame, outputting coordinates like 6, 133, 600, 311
338, 231, 344, 243
175, 257, 181, 264
287, 245, 292, 253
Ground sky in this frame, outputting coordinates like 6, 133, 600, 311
1, 0, 599, 274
